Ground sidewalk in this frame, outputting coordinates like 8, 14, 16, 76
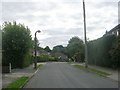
2, 64, 37, 88
71, 62, 118, 81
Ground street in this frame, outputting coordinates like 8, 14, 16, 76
24, 62, 118, 88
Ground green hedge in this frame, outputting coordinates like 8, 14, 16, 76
22, 52, 32, 68
87, 35, 116, 68
36, 54, 57, 62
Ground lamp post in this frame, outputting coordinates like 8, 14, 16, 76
34, 30, 41, 69
83, 0, 88, 68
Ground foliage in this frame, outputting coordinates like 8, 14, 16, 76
22, 52, 32, 67
52, 45, 65, 53
66, 36, 85, 62
3, 76, 28, 89
2, 22, 32, 68
44, 46, 51, 52
87, 35, 117, 68
109, 35, 120, 68
51, 45, 68, 61
36, 54, 57, 62
73, 64, 111, 76
37, 64, 43, 68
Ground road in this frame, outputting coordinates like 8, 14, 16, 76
24, 62, 118, 88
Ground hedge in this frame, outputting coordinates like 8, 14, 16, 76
36, 54, 57, 62
87, 35, 116, 68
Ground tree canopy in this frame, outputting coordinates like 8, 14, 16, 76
2, 21, 33, 68
66, 36, 85, 62
52, 45, 66, 54
44, 46, 51, 52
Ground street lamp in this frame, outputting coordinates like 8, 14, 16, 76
34, 30, 41, 69
83, 0, 88, 68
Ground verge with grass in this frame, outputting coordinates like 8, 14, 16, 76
73, 64, 111, 77
2, 76, 29, 90
37, 64, 43, 68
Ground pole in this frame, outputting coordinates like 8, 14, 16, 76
34, 32, 37, 69
34, 30, 41, 69
83, 0, 88, 68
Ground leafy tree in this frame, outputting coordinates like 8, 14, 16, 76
44, 46, 51, 52
66, 36, 85, 62
52, 45, 65, 53
2, 21, 32, 68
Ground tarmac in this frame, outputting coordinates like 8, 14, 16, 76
1, 62, 119, 88
71, 62, 118, 81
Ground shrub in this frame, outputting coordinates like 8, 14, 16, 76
36, 54, 57, 62
2, 22, 32, 68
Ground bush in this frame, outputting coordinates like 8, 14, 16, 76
22, 52, 32, 68
49, 56, 57, 62
36, 54, 57, 62
2, 22, 32, 68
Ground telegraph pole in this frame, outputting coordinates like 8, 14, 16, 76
83, 0, 88, 68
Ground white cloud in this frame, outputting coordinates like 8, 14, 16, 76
1, 0, 119, 48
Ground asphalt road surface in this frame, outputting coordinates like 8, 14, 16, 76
24, 62, 118, 88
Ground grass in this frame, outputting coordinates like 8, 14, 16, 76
73, 64, 111, 77
2, 76, 29, 90
37, 64, 43, 68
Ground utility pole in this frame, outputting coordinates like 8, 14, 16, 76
83, 0, 88, 68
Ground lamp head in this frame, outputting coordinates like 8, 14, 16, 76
37, 30, 41, 33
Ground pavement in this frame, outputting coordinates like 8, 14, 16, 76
2, 64, 37, 88
71, 62, 118, 81
24, 62, 118, 88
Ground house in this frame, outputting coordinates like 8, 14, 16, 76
104, 24, 120, 36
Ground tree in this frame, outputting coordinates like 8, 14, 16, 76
2, 21, 32, 68
66, 36, 85, 62
52, 45, 65, 54
44, 46, 51, 52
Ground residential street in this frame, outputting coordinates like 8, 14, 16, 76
24, 62, 118, 88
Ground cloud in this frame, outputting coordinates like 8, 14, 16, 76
1, 0, 118, 48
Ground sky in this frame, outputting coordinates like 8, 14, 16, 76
0, 0, 119, 49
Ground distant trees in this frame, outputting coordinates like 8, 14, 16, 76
44, 46, 51, 52
52, 45, 66, 53
50, 37, 85, 62
2, 22, 33, 68
66, 36, 85, 62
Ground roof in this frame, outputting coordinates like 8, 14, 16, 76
108, 24, 120, 33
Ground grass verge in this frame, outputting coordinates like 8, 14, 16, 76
73, 64, 111, 77
2, 76, 29, 90
37, 64, 43, 68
